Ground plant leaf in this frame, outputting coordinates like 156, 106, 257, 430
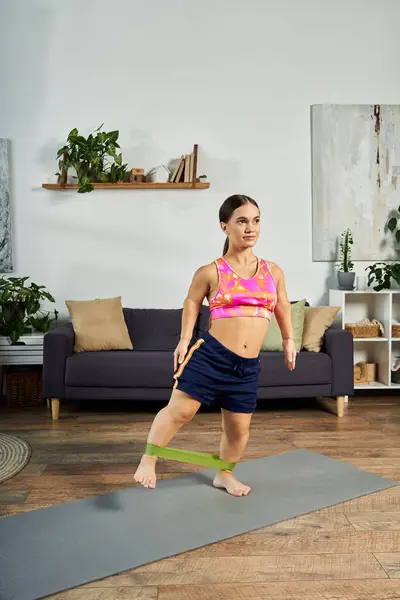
40, 291, 55, 303
107, 131, 119, 143
68, 128, 79, 140
56, 146, 68, 158
78, 183, 94, 193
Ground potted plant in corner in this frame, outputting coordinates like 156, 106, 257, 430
336, 228, 355, 290
0, 276, 58, 344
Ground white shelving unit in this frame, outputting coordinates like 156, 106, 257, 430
329, 289, 400, 391
0, 333, 44, 365
0, 332, 44, 398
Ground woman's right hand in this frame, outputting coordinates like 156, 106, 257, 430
174, 339, 189, 372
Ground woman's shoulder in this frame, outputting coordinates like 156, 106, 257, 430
260, 259, 282, 278
260, 258, 279, 268
258, 257, 272, 267
192, 261, 219, 281
196, 257, 225, 272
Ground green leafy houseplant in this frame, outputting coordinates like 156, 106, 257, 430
366, 262, 400, 291
0, 277, 58, 344
56, 124, 128, 193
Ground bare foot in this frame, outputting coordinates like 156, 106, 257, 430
134, 455, 157, 489
213, 470, 251, 497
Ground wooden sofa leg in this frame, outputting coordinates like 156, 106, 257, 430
337, 396, 345, 418
46, 398, 50, 409
51, 398, 60, 421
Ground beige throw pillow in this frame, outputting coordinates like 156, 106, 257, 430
301, 306, 341, 352
65, 296, 133, 352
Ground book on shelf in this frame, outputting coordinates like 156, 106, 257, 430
170, 155, 184, 183
175, 157, 185, 183
192, 144, 198, 183
184, 154, 191, 183
170, 144, 199, 184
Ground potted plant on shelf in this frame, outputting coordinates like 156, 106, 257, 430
336, 228, 355, 290
56, 124, 128, 193
0, 277, 58, 344
365, 262, 400, 291
196, 174, 207, 183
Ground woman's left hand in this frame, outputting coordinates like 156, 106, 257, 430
282, 338, 296, 371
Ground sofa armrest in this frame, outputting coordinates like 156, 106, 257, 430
323, 327, 354, 396
42, 324, 74, 398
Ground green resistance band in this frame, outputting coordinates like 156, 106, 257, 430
145, 443, 236, 471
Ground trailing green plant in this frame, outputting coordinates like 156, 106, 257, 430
336, 228, 354, 272
0, 277, 58, 344
56, 124, 128, 193
387, 205, 400, 244
365, 262, 400, 291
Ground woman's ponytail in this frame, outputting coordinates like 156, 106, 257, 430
222, 236, 229, 256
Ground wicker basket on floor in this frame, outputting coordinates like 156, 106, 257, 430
345, 323, 381, 338
6, 367, 43, 408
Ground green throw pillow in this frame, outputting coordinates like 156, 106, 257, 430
261, 299, 307, 352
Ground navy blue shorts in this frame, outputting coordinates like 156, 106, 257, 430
173, 331, 260, 413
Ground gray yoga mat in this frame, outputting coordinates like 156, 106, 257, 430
0, 449, 397, 600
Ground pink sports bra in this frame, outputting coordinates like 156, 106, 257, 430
209, 257, 277, 320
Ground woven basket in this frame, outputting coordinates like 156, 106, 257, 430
354, 364, 362, 382
392, 324, 400, 338
6, 367, 43, 408
345, 323, 381, 338
354, 362, 377, 383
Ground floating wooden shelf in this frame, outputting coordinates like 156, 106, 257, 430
42, 182, 210, 190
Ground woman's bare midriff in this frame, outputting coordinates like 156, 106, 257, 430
208, 316, 270, 358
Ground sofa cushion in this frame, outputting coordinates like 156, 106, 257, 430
122, 308, 184, 351
66, 350, 174, 388
302, 306, 341, 352
258, 350, 332, 387
65, 296, 133, 352
261, 299, 306, 352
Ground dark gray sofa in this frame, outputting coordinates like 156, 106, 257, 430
43, 306, 354, 420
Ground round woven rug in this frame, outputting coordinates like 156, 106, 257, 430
0, 433, 31, 483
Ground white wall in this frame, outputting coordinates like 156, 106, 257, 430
1, 0, 400, 316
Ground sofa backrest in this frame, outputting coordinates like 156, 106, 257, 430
123, 308, 196, 351
197, 305, 211, 335
123, 300, 311, 351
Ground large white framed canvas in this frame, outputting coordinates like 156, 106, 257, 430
0, 139, 13, 272
311, 104, 400, 261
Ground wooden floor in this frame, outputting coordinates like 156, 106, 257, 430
1, 395, 400, 599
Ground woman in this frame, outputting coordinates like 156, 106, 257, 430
134, 194, 296, 496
